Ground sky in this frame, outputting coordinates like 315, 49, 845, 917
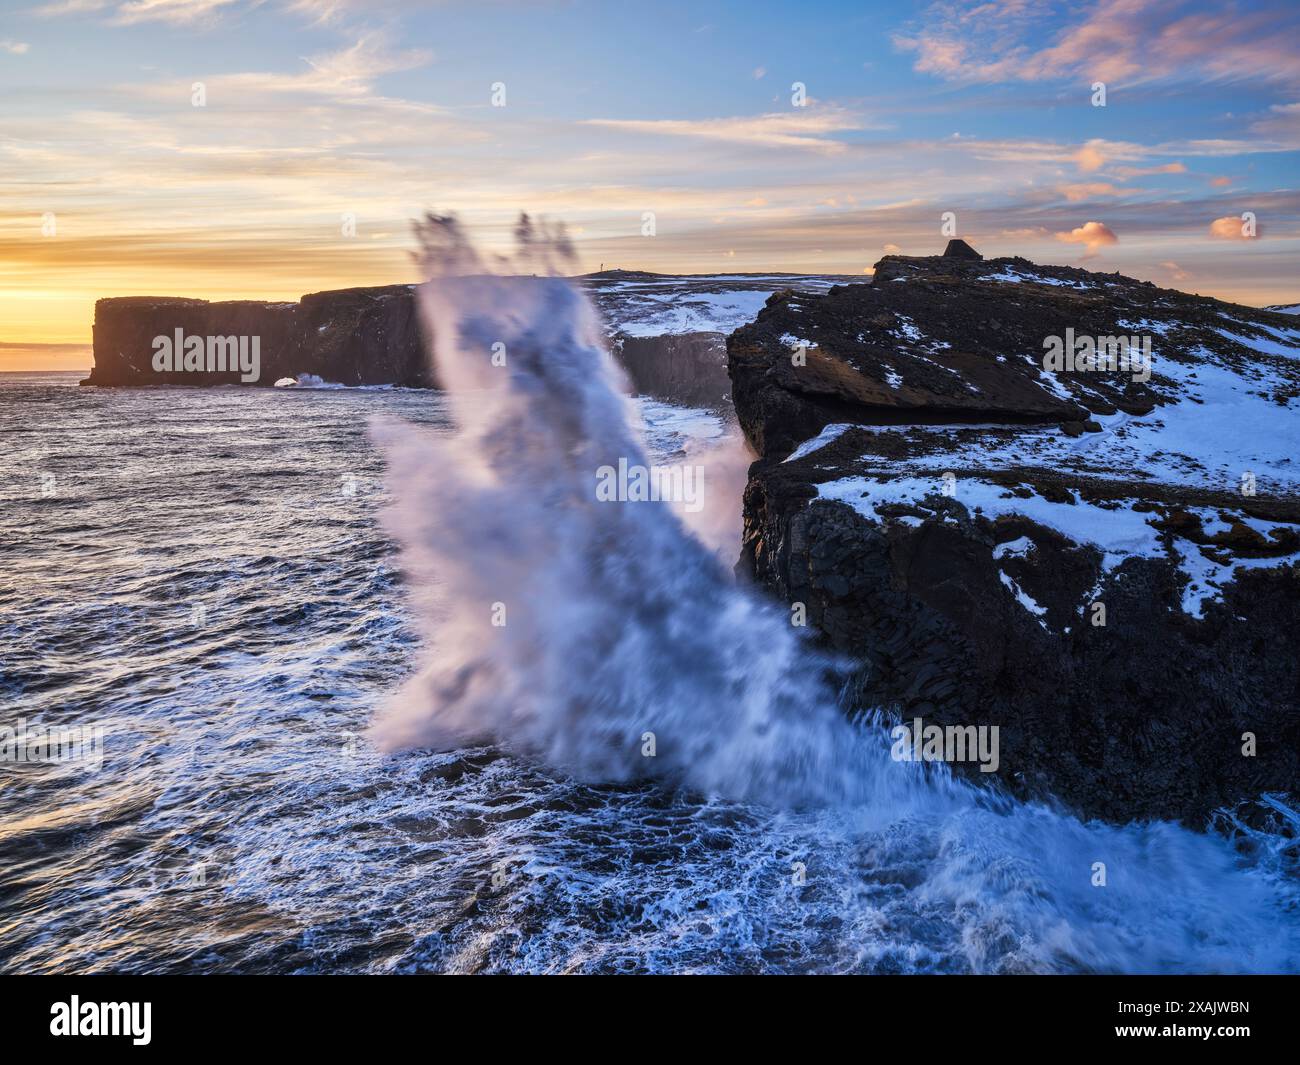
2, 0, 1298, 370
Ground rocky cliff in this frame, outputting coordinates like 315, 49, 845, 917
84, 285, 433, 388
84, 273, 850, 403
728, 245, 1300, 823
589, 271, 856, 408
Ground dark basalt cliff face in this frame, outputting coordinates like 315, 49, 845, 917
728, 247, 1300, 824
82, 279, 741, 405
584, 271, 855, 408
613, 333, 732, 407
84, 285, 434, 388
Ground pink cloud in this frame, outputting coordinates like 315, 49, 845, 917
1073, 140, 1106, 172
1059, 182, 1122, 202
1112, 162, 1188, 178
1001, 225, 1050, 239
1055, 220, 1118, 258
895, 1, 1300, 87
1209, 214, 1260, 239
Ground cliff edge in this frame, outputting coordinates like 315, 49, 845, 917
728, 245, 1300, 823
84, 285, 432, 388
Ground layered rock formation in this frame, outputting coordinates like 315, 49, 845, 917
589, 271, 856, 408
728, 245, 1300, 823
613, 332, 732, 407
84, 286, 432, 388
84, 273, 852, 404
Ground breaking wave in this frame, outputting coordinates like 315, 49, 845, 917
368, 214, 1299, 973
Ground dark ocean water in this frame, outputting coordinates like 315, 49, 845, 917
2, 371, 1297, 974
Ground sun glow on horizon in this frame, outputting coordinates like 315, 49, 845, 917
2, 0, 1298, 367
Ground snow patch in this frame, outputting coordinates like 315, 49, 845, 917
981, 267, 1094, 290
999, 570, 1049, 626
816, 474, 1300, 617
993, 536, 1034, 560
784, 423, 852, 463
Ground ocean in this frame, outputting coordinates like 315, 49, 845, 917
1, 356, 1296, 973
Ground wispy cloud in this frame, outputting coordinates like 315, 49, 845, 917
114, 32, 438, 116
583, 108, 872, 154
1058, 182, 1123, 202
5, 0, 1298, 354
896, 0, 1300, 88
1112, 162, 1188, 179
32, 0, 371, 25
30, 0, 112, 16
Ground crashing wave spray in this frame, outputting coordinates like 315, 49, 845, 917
370, 213, 899, 807
371, 213, 1298, 972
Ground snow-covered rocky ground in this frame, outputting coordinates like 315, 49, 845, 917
727, 247, 1300, 822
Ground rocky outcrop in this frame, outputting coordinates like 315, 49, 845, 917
583, 271, 857, 408
84, 286, 433, 387
84, 273, 849, 402
612, 333, 732, 407
729, 247, 1300, 823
